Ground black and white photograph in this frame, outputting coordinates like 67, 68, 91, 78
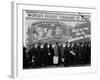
11, 2, 97, 78
23, 10, 91, 69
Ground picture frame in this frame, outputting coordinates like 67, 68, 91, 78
11, 1, 97, 78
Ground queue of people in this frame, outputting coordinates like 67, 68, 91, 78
23, 42, 91, 69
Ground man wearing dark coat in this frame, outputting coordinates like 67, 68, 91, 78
87, 42, 91, 64
42, 43, 48, 67
83, 42, 91, 65
47, 44, 54, 65
30, 45, 36, 68
36, 44, 41, 67
39, 44, 45, 67
25, 47, 33, 68
64, 43, 71, 66
58, 44, 62, 66
54, 43, 59, 66
72, 42, 79, 65
78, 42, 84, 65
23, 46, 27, 68
31, 44, 40, 68
68, 42, 76, 66
59, 44, 65, 66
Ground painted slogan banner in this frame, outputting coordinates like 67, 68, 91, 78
23, 10, 91, 47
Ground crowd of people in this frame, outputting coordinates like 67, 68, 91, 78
23, 41, 91, 69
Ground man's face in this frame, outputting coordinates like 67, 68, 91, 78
41, 45, 44, 48
59, 43, 61, 46
63, 44, 66, 48
52, 44, 55, 48
47, 44, 50, 48
81, 44, 83, 47
35, 44, 37, 48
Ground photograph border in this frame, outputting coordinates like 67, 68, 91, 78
11, 1, 97, 78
